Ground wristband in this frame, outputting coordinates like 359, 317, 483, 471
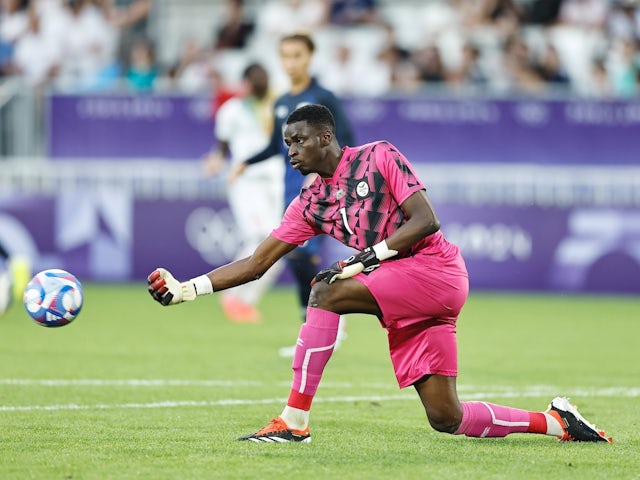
372, 240, 398, 261
190, 274, 214, 295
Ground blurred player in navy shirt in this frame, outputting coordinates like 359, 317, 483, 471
230, 32, 354, 356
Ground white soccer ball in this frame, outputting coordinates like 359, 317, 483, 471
23, 269, 84, 327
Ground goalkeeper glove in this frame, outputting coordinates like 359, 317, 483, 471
312, 241, 398, 285
147, 268, 212, 306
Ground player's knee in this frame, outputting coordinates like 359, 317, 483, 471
308, 281, 329, 308
308, 281, 338, 311
426, 408, 462, 434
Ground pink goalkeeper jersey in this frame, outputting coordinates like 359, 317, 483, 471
272, 141, 456, 258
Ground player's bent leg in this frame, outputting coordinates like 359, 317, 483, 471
241, 304, 341, 442
416, 378, 612, 441
268, 281, 381, 433
266, 306, 341, 437
413, 374, 463, 434
415, 375, 536, 437
308, 277, 382, 316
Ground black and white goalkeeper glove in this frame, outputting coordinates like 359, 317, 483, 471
147, 268, 212, 306
312, 241, 398, 285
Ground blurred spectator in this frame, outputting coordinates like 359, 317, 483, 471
256, 0, 327, 38
607, 0, 640, 41
0, 0, 29, 76
33, 0, 70, 48
125, 37, 157, 91
321, 44, 358, 95
322, 43, 387, 97
364, 21, 419, 93
480, 0, 522, 37
55, 0, 118, 90
328, 0, 378, 26
3, 0, 640, 99
375, 43, 420, 94
558, 0, 610, 29
447, 42, 488, 89
0, 0, 28, 42
411, 45, 446, 84
586, 56, 612, 97
166, 38, 215, 93
103, 0, 153, 70
500, 34, 546, 94
608, 38, 639, 96
214, 0, 254, 51
107, 0, 151, 31
534, 43, 571, 87
12, 6, 62, 88
522, 0, 562, 26
252, 0, 327, 91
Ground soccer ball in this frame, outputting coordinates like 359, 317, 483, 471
23, 269, 84, 327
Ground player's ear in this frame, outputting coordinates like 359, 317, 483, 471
319, 130, 333, 145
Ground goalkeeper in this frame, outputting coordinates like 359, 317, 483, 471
148, 104, 611, 444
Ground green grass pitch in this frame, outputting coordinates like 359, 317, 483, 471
1, 284, 639, 479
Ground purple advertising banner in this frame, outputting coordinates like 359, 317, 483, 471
48, 95, 215, 159
346, 98, 640, 165
2, 193, 639, 293
48, 94, 640, 165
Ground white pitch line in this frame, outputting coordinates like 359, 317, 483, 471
1, 379, 639, 397
0, 395, 414, 412
0, 379, 263, 387
0, 379, 424, 390
0, 385, 639, 413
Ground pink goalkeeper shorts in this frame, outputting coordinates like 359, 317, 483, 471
354, 249, 469, 388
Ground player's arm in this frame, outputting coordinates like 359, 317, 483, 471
148, 236, 297, 306
202, 140, 230, 176
314, 190, 439, 284
245, 121, 281, 165
384, 190, 440, 252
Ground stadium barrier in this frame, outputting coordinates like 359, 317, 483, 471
0, 93, 639, 293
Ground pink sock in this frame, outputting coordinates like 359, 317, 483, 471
455, 401, 532, 438
290, 307, 340, 401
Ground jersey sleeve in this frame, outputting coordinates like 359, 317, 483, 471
376, 142, 425, 205
270, 197, 320, 246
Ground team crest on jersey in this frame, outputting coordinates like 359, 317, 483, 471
356, 180, 370, 198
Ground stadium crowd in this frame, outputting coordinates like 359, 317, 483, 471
1, 0, 639, 97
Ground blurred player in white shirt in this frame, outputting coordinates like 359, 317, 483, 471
203, 63, 285, 322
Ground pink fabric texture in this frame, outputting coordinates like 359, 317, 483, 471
291, 307, 340, 397
353, 249, 468, 388
386, 320, 459, 388
455, 401, 531, 438
271, 141, 453, 257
